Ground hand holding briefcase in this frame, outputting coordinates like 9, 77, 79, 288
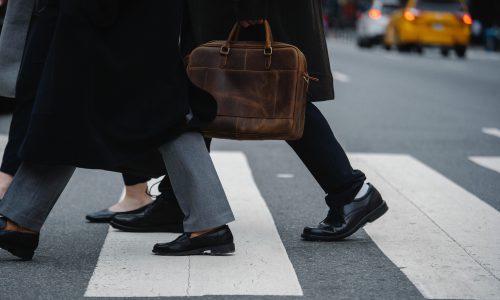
186, 21, 317, 141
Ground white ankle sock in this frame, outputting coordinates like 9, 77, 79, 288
355, 182, 370, 199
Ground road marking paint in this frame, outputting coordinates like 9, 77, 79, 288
482, 128, 500, 139
276, 173, 294, 179
333, 71, 351, 83
85, 151, 303, 297
470, 156, 500, 174
350, 153, 500, 300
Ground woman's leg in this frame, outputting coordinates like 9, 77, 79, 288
287, 102, 366, 208
107, 174, 152, 212
0, 172, 14, 199
85, 173, 152, 222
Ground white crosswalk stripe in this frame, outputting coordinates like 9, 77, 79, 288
85, 151, 303, 297
470, 156, 500, 174
0, 134, 8, 153
332, 71, 351, 83
351, 154, 500, 300
482, 128, 500, 139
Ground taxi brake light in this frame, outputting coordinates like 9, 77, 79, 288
368, 9, 382, 20
462, 13, 473, 25
404, 10, 416, 21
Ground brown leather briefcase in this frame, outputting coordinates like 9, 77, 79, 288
186, 21, 316, 140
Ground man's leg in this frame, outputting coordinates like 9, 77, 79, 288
0, 89, 41, 198
158, 132, 233, 233
286, 102, 366, 208
287, 102, 388, 241
0, 163, 75, 232
152, 131, 234, 256
0, 1, 59, 199
0, 163, 75, 259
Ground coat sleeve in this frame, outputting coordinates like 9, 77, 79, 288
233, 0, 269, 20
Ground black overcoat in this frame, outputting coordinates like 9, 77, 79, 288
183, 0, 335, 102
19, 0, 189, 176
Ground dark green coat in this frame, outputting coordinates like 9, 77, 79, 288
183, 0, 335, 102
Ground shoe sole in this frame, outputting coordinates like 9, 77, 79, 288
301, 199, 389, 242
86, 206, 150, 224
86, 217, 112, 223
153, 243, 236, 256
0, 242, 34, 260
109, 220, 184, 233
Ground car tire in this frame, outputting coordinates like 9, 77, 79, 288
397, 44, 411, 52
357, 38, 372, 48
440, 48, 450, 57
455, 46, 467, 59
415, 46, 424, 55
384, 44, 391, 51
394, 30, 409, 53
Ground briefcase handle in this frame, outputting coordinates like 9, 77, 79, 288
220, 20, 274, 57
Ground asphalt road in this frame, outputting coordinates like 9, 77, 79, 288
0, 39, 499, 300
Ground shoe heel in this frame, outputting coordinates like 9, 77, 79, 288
368, 201, 389, 223
10, 248, 35, 261
209, 243, 235, 255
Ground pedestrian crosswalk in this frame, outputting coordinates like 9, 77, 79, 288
0, 131, 499, 299
353, 154, 500, 300
85, 152, 303, 297
83, 151, 500, 299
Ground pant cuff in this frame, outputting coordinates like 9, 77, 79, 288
183, 212, 235, 233
0, 208, 42, 232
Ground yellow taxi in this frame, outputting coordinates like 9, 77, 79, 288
383, 0, 472, 58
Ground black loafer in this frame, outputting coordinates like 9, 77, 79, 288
302, 183, 388, 241
0, 217, 39, 260
110, 193, 184, 233
153, 225, 235, 256
86, 204, 150, 223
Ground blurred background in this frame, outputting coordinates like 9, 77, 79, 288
322, 0, 500, 53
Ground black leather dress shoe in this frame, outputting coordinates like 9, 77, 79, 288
302, 183, 388, 241
153, 225, 235, 256
110, 194, 184, 233
0, 217, 39, 260
86, 204, 150, 223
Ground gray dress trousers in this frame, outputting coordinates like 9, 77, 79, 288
0, 132, 235, 232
